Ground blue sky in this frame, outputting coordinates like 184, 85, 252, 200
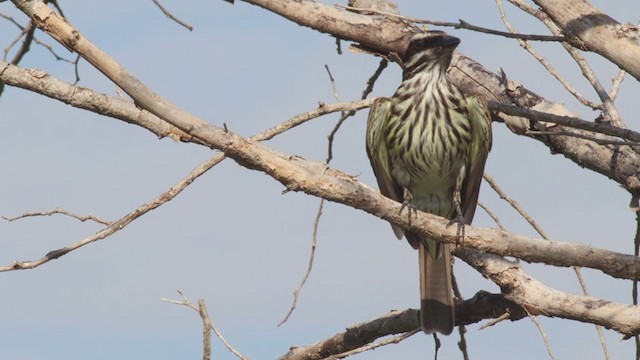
1, 0, 639, 359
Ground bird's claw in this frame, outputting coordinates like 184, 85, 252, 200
446, 214, 466, 246
399, 198, 418, 227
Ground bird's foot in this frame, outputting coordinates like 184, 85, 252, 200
447, 214, 465, 246
399, 191, 417, 227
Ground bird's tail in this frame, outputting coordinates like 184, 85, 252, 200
419, 240, 454, 334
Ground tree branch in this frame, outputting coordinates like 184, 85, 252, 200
458, 248, 640, 337
3, 60, 640, 281
531, 0, 640, 82
279, 292, 525, 360
342, 5, 566, 42
240, 0, 640, 193
11, 0, 640, 194
9, 0, 640, 336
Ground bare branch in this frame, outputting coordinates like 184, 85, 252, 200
33, 37, 76, 63
327, 330, 419, 360
526, 130, 640, 147
531, 0, 640, 82
506, 0, 625, 128
342, 5, 566, 42
451, 273, 470, 360
483, 173, 549, 239
485, 172, 610, 358
325, 59, 386, 163
279, 293, 524, 360
197, 299, 249, 360
495, 0, 601, 110
9, 0, 640, 336
151, 0, 193, 31
609, 70, 626, 101
12, 0, 637, 197
278, 199, 322, 326
0, 66, 373, 271
478, 201, 506, 230
0, 62, 373, 146
490, 102, 640, 143
162, 291, 248, 360
6, 2, 640, 281
280, 59, 388, 325
0, 12, 26, 30
0, 156, 218, 272
458, 248, 640, 337
197, 300, 212, 360
361, 58, 387, 99
478, 312, 511, 330
634, 211, 640, 356
7, 20, 35, 64
3, 207, 110, 225
525, 309, 558, 360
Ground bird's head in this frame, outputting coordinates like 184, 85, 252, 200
402, 31, 460, 76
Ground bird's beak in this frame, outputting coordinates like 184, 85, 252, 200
439, 35, 461, 49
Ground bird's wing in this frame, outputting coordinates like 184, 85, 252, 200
366, 97, 405, 240
461, 94, 493, 224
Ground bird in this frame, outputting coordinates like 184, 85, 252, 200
365, 30, 492, 335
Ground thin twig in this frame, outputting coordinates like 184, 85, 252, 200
489, 102, 640, 143
495, 0, 601, 110
161, 291, 249, 360
33, 37, 76, 63
341, 5, 565, 42
280, 62, 387, 326
484, 172, 609, 358
3, 207, 111, 225
573, 266, 610, 358
497, 9, 625, 355
198, 299, 212, 360
478, 312, 511, 330
48, 0, 66, 19
326, 59, 387, 163
361, 58, 388, 99
451, 272, 470, 360
483, 174, 549, 239
151, 0, 194, 31
525, 308, 558, 360
526, 130, 640, 147
634, 209, 640, 359
506, 0, 625, 128
1, 100, 373, 272
279, 64, 345, 326
278, 199, 323, 326
478, 201, 506, 230
326, 330, 420, 360
0, 12, 26, 30
324, 64, 344, 164
609, 70, 626, 101
72, 54, 81, 84
281, 64, 363, 325
10, 21, 35, 65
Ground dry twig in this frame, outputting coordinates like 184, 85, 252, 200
490, 102, 640, 143
0, 92, 373, 272
495, 0, 600, 110
342, 5, 565, 42
151, 0, 193, 31
278, 199, 323, 326
525, 308, 558, 360
505, 0, 625, 128
478, 201, 506, 230
280, 59, 388, 326
161, 290, 249, 360
3, 207, 111, 225
327, 330, 419, 360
